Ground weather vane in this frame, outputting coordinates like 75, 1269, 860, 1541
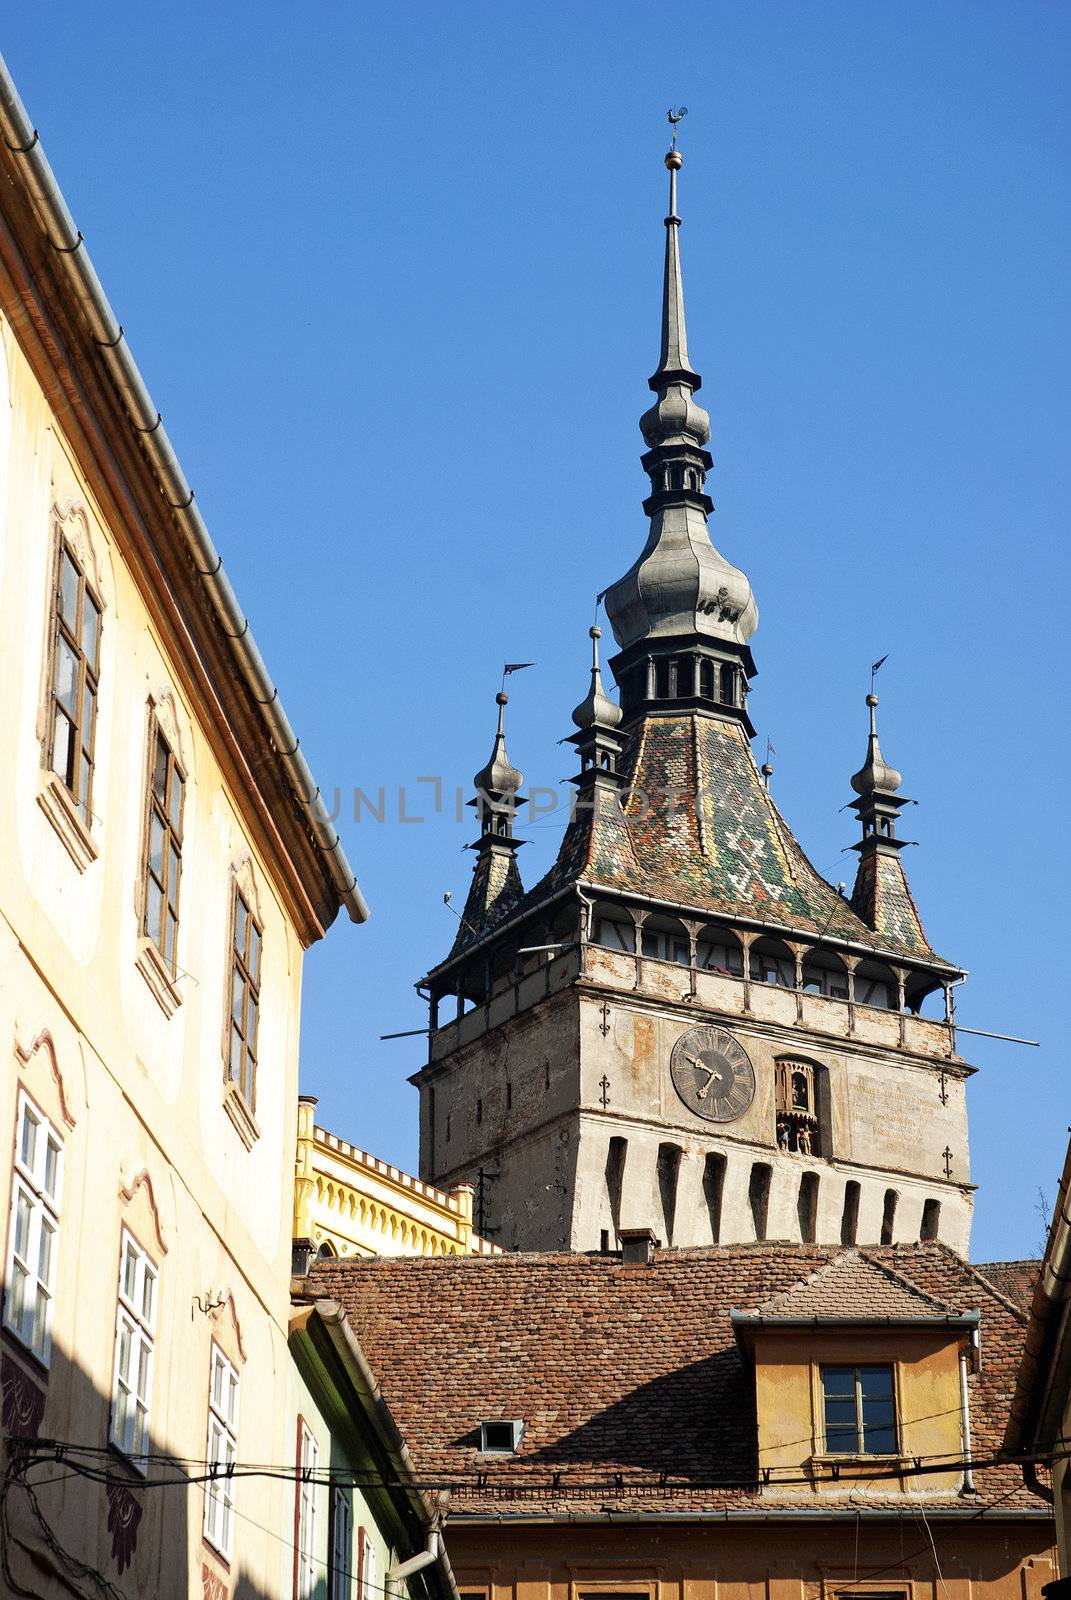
667, 106, 688, 149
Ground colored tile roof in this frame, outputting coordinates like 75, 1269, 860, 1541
738, 1249, 958, 1323
307, 1241, 1040, 1518
496, 714, 951, 968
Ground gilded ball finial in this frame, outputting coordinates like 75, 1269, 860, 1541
665, 148, 683, 171
866, 692, 879, 708
496, 691, 509, 707
589, 624, 602, 641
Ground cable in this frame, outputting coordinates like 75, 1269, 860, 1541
9, 1433, 1060, 1496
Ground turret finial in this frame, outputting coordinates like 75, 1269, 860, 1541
850, 692, 903, 797
474, 690, 524, 798
572, 625, 623, 731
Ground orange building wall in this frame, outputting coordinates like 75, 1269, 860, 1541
444, 1520, 1057, 1598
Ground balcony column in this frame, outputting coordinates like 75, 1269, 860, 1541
892, 967, 907, 1046
737, 930, 756, 1014
844, 954, 860, 1036
632, 908, 649, 991
683, 919, 700, 1000
788, 942, 806, 1024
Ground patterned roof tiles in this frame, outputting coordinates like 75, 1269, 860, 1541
307, 1241, 1040, 1518
741, 1248, 958, 1322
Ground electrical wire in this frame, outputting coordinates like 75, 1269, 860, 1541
8, 1433, 1058, 1497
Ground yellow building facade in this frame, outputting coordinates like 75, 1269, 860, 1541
294, 1098, 501, 1262
0, 54, 413, 1600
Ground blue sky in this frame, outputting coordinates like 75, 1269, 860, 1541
5, 3, 1068, 1261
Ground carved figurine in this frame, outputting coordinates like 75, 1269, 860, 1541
798, 1126, 812, 1157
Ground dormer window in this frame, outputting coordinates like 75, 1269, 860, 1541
479, 1419, 524, 1454
821, 1364, 897, 1456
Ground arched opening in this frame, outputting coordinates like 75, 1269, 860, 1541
489, 944, 519, 996
699, 659, 715, 699
905, 975, 945, 1018
920, 1197, 941, 1241
855, 959, 898, 1011
696, 925, 744, 978
640, 914, 690, 966
655, 658, 670, 698
801, 949, 850, 1000
719, 663, 736, 706
703, 1152, 726, 1244
750, 937, 794, 988
590, 902, 635, 954
798, 1171, 819, 1244
657, 1142, 683, 1245
316, 1240, 336, 1260
841, 1180, 860, 1246
749, 1162, 772, 1241
881, 1188, 898, 1245
605, 1135, 627, 1244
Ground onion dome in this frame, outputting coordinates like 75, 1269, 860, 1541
572, 627, 622, 731
474, 692, 523, 797
850, 694, 903, 796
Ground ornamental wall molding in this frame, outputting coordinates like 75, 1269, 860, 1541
14, 1027, 77, 1129
118, 1166, 169, 1256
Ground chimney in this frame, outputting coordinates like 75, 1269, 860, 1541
619, 1227, 658, 1265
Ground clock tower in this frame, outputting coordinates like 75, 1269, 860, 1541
411, 136, 973, 1256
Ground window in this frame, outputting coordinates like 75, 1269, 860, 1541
110, 1229, 157, 1469
748, 1162, 771, 1241
749, 939, 794, 987
3, 1091, 62, 1365
640, 916, 690, 966
357, 1528, 376, 1600
295, 1420, 318, 1600
821, 1364, 897, 1455
328, 1485, 352, 1600
920, 1197, 941, 1241
204, 1346, 239, 1559
142, 728, 185, 974
696, 929, 744, 976
479, 1418, 524, 1453
227, 887, 262, 1110
47, 539, 102, 825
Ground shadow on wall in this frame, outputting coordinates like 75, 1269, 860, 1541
1, 1333, 286, 1600
514, 1348, 756, 1483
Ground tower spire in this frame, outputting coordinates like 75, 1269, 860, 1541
650, 107, 700, 396
602, 114, 758, 726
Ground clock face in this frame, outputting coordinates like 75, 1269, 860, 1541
670, 1025, 756, 1123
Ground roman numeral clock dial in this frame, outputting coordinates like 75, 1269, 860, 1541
670, 1025, 756, 1123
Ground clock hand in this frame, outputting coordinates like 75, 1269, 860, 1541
684, 1054, 724, 1100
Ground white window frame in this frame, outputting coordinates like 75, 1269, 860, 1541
329, 1484, 353, 1599
296, 1420, 319, 1600
3, 1090, 63, 1366
358, 1529, 377, 1600
110, 1227, 157, 1471
203, 1344, 240, 1560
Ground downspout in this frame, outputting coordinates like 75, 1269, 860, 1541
388, 1528, 441, 1581
959, 1340, 976, 1495
0, 52, 369, 925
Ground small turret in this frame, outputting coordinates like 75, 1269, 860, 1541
847, 692, 934, 957
450, 691, 526, 956
567, 626, 626, 792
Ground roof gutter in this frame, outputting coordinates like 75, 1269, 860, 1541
0, 52, 368, 925
308, 1298, 460, 1600
448, 1506, 1052, 1527
1004, 1134, 1071, 1457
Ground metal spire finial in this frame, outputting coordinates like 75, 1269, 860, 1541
667, 106, 688, 150
571, 624, 622, 731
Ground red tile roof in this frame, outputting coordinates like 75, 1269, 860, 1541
307, 1241, 1044, 1518
739, 1249, 959, 1323
973, 1260, 1040, 1315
